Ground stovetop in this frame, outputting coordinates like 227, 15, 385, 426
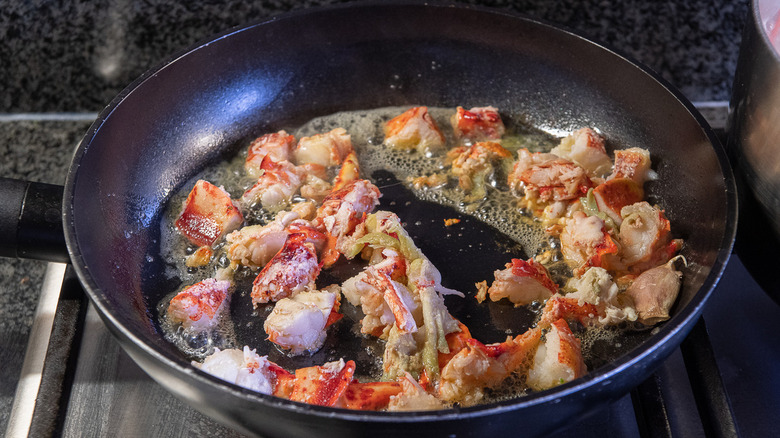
2, 116, 779, 437
3, 1, 772, 436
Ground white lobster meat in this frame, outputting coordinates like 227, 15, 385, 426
527, 318, 587, 390
166, 278, 231, 331
194, 346, 278, 394
175, 180, 244, 247
383, 106, 445, 153
264, 288, 341, 355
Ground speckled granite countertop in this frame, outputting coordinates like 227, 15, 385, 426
2, 0, 747, 113
0, 0, 751, 435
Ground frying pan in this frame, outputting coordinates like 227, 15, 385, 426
0, 2, 736, 437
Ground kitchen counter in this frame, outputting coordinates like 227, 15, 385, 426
1, 0, 747, 113
1, 1, 767, 436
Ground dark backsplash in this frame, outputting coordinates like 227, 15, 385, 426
1, 0, 748, 113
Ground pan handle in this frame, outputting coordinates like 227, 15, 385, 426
0, 178, 69, 263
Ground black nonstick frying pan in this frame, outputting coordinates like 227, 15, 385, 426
0, 2, 736, 437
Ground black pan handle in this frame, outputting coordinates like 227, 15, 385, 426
0, 177, 69, 263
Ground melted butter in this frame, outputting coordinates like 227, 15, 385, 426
293, 107, 555, 256
157, 106, 641, 402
